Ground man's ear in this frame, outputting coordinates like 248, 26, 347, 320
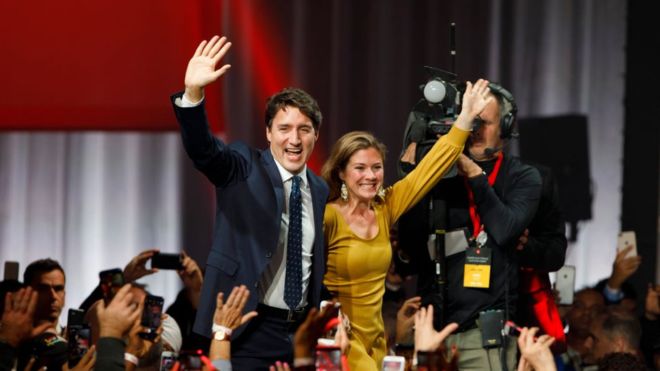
265, 125, 272, 143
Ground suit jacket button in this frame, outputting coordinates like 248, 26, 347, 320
266, 252, 272, 258
254, 282, 259, 288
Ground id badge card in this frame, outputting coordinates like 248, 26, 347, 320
463, 246, 492, 288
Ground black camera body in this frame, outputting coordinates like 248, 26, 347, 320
399, 66, 462, 177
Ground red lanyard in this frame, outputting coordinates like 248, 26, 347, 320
464, 152, 503, 238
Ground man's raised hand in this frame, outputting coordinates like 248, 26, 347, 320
184, 35, 233, 103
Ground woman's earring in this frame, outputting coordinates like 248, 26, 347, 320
377, 186, 386, 199
340, 182, 348, 201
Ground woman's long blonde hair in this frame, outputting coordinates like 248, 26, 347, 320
321, 131, 387, 202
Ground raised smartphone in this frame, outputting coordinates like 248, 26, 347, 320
555, 265, 576, 305
140, 294, 164, 340
151, 252, 184, 270
617, 231, 637, 259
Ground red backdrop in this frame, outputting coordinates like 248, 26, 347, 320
0, 0, 225, 131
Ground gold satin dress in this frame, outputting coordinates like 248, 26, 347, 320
323, 126, 469, 370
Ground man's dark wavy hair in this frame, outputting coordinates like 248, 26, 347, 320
264, 88, 322, 131
23, 258, 65, 285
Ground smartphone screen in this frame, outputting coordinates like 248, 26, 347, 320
68, 308, 85, 327
382, 355, 405, 371
99, 268, 124, 304
150, 253, 184, 270
555, 265, 576, 305
160, 351, 177, 371
140, 295, 164, 340
617, 231, 637, 259
316, 345, 342, 371
67, 325, 91, 368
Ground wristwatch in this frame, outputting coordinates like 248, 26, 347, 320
212, 324, 232, 341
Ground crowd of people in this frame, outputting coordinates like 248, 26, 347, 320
1, 34, 659, 371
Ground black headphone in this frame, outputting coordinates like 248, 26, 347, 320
488, 82, 518, 139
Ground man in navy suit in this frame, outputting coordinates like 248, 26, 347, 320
171, 35, 329, 369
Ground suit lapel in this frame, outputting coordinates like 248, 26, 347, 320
261, 149, 284, 222
306, 169, 326, 240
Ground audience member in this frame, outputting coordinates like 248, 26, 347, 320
596, 352, 647, 371
600, 245, 642, 307
171, 34, 329, 369
640, 283, 660, 367
564, 288, 605, 359
23, 258, 66, 333
0, 287, 50, 370
583, 308, 641, 365
166, 252, 210, 352
95, 284, 144, 371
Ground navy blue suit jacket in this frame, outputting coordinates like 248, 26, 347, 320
171, 93, 329, 339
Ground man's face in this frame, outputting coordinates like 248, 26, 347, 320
584, 315, 618, 363
567, 289, 605, 332
266, 106, 318, 174
31, 270, 65, 324
468, 95, 503, 160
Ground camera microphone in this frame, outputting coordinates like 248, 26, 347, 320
483, 146, 503, 158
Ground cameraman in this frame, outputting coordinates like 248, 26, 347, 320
398, 83, 541, 370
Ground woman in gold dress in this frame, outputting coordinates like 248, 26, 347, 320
320, 79, 492, 370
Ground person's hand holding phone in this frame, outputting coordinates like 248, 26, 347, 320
293, 300, 340, 359
608, 245, 642, 290
178, 252, 203, 308
64, 345, 96, 371
395, 296, 421, 344
126, 313, 165, 360
124, 249, 160, 283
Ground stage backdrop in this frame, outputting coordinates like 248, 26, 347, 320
0, 0, 632, 323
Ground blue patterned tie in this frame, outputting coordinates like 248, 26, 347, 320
284, 175, 303, 310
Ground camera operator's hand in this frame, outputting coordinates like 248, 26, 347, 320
0, 288, 51, 348
456, 154, 484, 178
184, 35, 233, 103
97, 284, 143, 339
178, 251, 203, 308
123, 249, 159, 283
413, 304, 458, 353
608, 245, 641, 290
395, 296, 421, 344
516, 229, 530, 251
454, 79, 493, 131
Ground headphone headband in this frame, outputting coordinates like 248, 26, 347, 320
488, 82, 518, 139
